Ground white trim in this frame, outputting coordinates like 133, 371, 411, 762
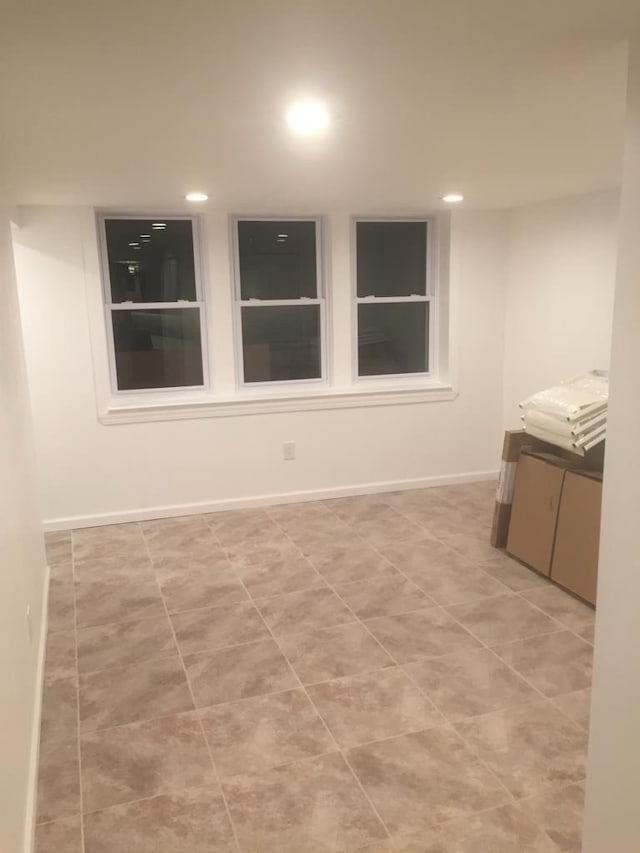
42, 471, 498, 531
98, 381, 457, 423
23, 564, 50, 853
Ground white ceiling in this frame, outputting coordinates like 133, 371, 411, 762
0, 0, 637, 210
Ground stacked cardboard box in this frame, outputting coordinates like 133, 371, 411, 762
504, 447, 602, 605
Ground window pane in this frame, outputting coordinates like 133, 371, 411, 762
112, 308, 203, 390
356, 221, 427, 297
241, 305, 321, 383
238, 220, 318, 300
105, 218, 197, 303
358, 302, 429, 376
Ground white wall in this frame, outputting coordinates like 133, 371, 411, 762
502, 190, 619, 427
0, 205, 48, 851
13, 206, 508, 528
583, 43, 640, 853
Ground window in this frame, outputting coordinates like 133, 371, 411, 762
233, 218, 325, 385
100, 216, 206, 392
354, 219, 433, 378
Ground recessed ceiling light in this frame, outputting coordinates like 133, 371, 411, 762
277, 233, 289, 238
152, 223, 167, 230
441, 193, 464, 203
185, 192, 208, 202
286, 100, 330, 135
128, 242, 140, 247
139, 234, 151, 238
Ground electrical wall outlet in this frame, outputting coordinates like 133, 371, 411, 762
282, 441, 296, 461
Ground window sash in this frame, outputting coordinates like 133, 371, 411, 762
108, 304, 206, 393
355, 219, 430, 299
235, 219, 321, 302
98, 214, 209, 395
232, 216, 327, 387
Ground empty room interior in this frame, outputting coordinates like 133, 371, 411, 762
2, 1, 640, 851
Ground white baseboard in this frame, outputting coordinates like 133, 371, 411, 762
43, 470, 498, 531
23, 564, 50, 853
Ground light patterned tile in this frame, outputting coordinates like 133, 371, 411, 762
199, 689, 333, 777
348, 727, 508, 836
365, 608, 481, 664
455, 700, 588, 799
334, 575, 434, 619
171, 601, 269, 655
445, 595, 560, 646
79, 654, 193, 731
184, 639, 297, 707
83, 787, 235, 853
553, 689, 592, 730
77, 615, 177, 674
308, 667, 443, 747
277, 622, 394, 685
405, 647, 537, 721
223, 752, 387, 852
35, 816, 82, 853
519, 782, 585, 852
255, 587, 354, 636
492, 631, 592, 698
37, 738, 80, 823
80, 712, 215, 812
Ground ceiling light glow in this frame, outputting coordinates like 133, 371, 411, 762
286, 100, 330, 135
185, 192, 208, 202
441, 193, 464, 203
152, 223, 167, 230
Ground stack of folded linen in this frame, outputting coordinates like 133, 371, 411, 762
519, 372, 608, 456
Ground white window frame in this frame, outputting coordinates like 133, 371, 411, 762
230, 215, 328, 391
97, 213, 210, 397
352, 216, 437, 384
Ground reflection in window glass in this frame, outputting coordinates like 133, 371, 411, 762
356, 221, 427, 297
105, 218, 197, 303
238, 220, 317, 300
241, 305, 321, 383
358, 302, 429, 376
112, 308, 204, 390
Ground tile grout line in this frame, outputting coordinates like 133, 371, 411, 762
512, 590, 596, 649
141, 526, 244, 853
295, 527, 525, 822
349, 504, 592, 733
248, 516, 396, 842
320, 504, 589, 808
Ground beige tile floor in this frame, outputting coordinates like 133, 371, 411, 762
37, 481, 594, 852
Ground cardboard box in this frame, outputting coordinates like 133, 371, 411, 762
550, 469, 602, 605
506, 451, 575, 575
491, 430, 560, 548
491, 429, 605, 549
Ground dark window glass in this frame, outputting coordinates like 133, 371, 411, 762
105, 219, 197, 303
111, 308, 203, 390
356, 221, 427, 297
238, 220, 317, 300
241, 305, 321, 383
358, 302, 429, 376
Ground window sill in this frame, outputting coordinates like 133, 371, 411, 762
98, 382, 457, 424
